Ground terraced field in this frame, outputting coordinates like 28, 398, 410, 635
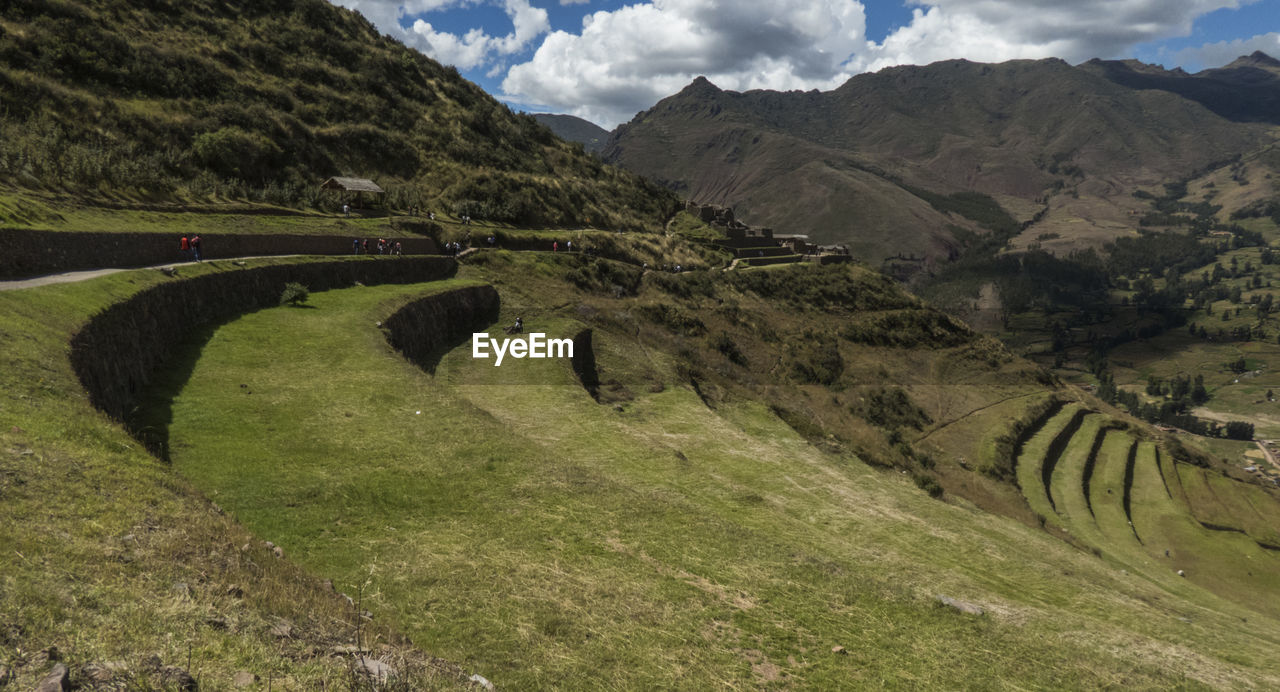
1013, 403, 1280, 616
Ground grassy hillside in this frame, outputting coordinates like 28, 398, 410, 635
0, 259, 483, 689
141, 251, 1280, 687
8, 233, 1280, 685
0, 0, 675, 231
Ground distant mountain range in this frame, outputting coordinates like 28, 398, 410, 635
532, 114, 609, 154
544, 54, 1280, 266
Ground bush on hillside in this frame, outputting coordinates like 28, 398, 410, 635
784, 331, 844, 385
710, 332, 747, 366
280, 282, 310, 306
849, 386, 931, 431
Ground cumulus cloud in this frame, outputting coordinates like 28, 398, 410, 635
503, 0, 868, 127
1171, 31, 1280, 70
856, 0, 1251, 72
332, 0, 548, 70
499, 0, 1259, 128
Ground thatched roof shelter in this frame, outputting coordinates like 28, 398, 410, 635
320, 177, 384, 194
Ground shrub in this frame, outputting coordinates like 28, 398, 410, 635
850, 387, 931, 431
280, 282, 310, 306
912, 473, 944, 498
710, 332, 747, 366
192, 127, 282, 182
785, 332, 844, 385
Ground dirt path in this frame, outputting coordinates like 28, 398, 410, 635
915, 391, 1043, 442
1255, 441, 1280, 473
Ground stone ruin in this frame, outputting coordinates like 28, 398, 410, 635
684, 201, 772, 240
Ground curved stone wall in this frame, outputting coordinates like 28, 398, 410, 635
382, 284, 500, 373
70, 257, 456, 429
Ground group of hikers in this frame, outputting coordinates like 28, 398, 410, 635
353, 238, 404, 256
178, 235, 203, 262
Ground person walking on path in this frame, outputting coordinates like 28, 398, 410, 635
180, 235, 191, 260
191, 235, 202, 262
394, 241, 403, 256
343, 203, 350, 218
552, 241, 558, 252
353, 238, 360, 254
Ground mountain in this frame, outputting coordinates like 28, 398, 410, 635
0, 0, 675, 230
532, 113, 610, 153
604, 57, 1271, 264
1080, 52, 1280, 124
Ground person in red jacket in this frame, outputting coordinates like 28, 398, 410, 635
180, 235, 190, 260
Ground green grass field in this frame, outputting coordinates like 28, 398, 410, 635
10, 245, 1280, 686
140, 274, 1280, 687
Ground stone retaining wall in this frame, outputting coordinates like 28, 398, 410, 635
383, 284, 500, 373
0, 228, 440, 279
70, 257, 456, 429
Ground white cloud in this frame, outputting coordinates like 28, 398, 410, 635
560, 0, 590, 4
855, 0, 1252, 72
331, 0, 548, 70
503, 0, 869, 127
499, 0, 1261, 128
1171, 31, 1280, 70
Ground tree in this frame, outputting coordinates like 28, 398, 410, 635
1225, 421, 1255, 440
1192, 375, 1209, 405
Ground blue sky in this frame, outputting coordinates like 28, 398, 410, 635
333, 0, 1280, 127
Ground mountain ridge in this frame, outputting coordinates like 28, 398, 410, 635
603, 54, 1275, 265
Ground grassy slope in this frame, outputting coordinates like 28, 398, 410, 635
1090, 431, 1145, 552
149, 267, 1280, 687
0, 258, 475, 690
1014, 403, 1084, 528
0, 0, 673, 230
1048, 415, 1106, 547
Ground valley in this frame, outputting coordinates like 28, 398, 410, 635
4, 0, 1280, 688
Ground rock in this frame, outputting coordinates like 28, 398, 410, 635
35, 663, 68, 692
264, 541, 275, 550
241, 543, 251, 553
204, 615, 228, 630
1178, 570, 1186, 577
330, 644, 363, 656
831, 646, 846, 655
160, 665, 198, 690
82, 661, 128, 684
937, 595, 985, 616
355, 657, 396, 684
469, 673, 495, 690
226, 584, 244, 598
232, 670, 257, 687
140, 654, 163, 672
322, 579, 335, 593
272, 545, 284, 559
270, 621, 293, 639
172, 582, 193, 600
